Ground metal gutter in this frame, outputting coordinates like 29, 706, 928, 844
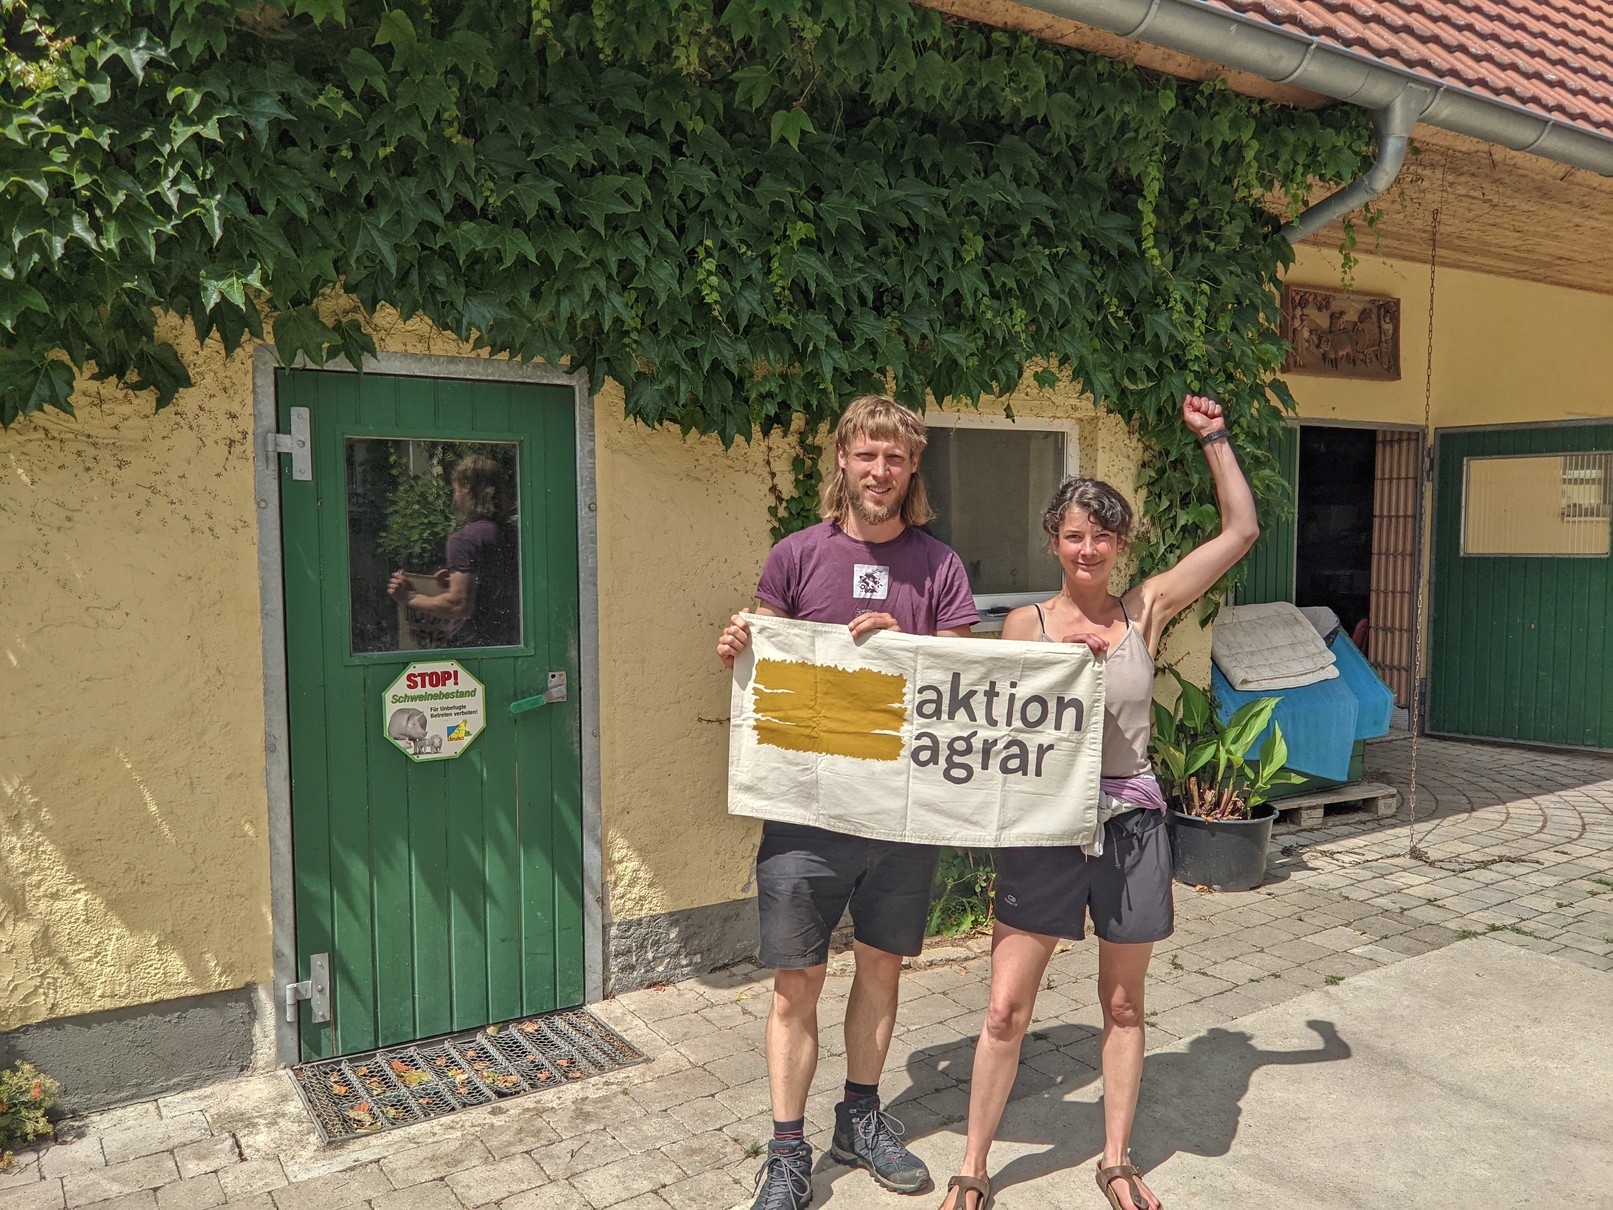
1010, 0, 1613, 233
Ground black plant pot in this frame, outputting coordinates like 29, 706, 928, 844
1166, 802, 1277, 892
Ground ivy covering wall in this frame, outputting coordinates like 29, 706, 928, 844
1, 0, 1371, 566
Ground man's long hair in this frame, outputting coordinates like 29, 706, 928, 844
451, 454, 506, 522
819, 395, 935, 528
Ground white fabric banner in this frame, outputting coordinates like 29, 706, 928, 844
728, 615, 1107, 847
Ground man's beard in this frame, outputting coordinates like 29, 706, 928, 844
850, 483, 903, 527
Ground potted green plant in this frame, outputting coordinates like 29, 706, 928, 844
1150, 669, 1305, 891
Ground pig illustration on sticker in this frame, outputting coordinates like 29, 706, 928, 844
387, 707, 429, 753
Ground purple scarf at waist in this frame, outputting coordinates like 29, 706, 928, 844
1100, 773, 1167, 813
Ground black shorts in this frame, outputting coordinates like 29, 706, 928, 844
755, 822, 941, 969
993, 808, 1174, 944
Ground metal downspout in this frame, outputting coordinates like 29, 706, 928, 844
1280, 88, 1421, 243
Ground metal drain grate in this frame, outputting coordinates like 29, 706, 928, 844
291, 1008, 649, 1144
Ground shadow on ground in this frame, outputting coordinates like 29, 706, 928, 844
812, 1018, 1354, 1204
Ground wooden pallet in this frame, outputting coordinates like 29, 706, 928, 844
1270, 781, 1399, 828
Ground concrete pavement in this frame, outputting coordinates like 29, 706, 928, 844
4, 735, 1611, 1209
1136, 939, 1612, 1207
873, 937, 1613, 1208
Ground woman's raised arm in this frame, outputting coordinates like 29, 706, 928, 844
1133, 394, 1261, 645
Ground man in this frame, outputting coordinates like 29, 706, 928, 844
718, 395, 979, 1210
387, 453, 518, 647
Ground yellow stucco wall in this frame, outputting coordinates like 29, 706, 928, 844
1285, 245, 1613, 426
1, 334, 267, 1031
591, 390, 789, 921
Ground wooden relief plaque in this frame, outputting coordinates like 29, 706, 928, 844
1280, 286, 1401, 380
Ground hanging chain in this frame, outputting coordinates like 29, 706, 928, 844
1405, 201, 1438, 848
1404, 194, 1539, 873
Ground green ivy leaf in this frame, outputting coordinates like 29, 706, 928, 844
272, 306, 338, 367
768, 107, 815, 150
730, 64, 772, 111
289, 0, 349, 26
106, 30, 165, 84
0, 355, 77, 426
129, 342, 191, 409
344, 48, 391, 99
374, 10, 417, 47
0, 281, 49, 330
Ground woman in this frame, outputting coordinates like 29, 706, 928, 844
388, 453, 518, 647
937, 394, 1259, 1210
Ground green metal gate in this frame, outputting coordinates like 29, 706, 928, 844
277, 368, 585, 1059
1429, 423, 1613, 748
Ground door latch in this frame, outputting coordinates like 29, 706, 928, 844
284, 951, 331, 1023
266, 406, 312, 481
510, 671, 568, 715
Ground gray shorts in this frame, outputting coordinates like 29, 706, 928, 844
755, 822, 941, 969
993, 808, 1174, 943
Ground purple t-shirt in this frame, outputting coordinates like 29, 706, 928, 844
756, 521, 980, 634
443, 518, 517, 646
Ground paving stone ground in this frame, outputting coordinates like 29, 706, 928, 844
9, 736, 1611, 1209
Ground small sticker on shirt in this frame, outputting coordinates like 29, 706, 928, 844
853, 564, 890, 600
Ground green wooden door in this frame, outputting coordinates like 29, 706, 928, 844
278, 368, 584, 1060
1429, 424, 1613, 748
1233, 423, 1298, 604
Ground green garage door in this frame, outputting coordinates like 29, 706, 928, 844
1429, 424, 1613, 748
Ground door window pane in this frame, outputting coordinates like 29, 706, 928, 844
924, 427, 1069, 595
347, 439, 523, 653
1462, 452, 1611, 556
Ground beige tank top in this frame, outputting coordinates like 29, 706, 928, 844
1034, 600, 1154, 778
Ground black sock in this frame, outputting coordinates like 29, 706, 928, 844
843, 1080, 879, 1105
773, 1118, 806, 1143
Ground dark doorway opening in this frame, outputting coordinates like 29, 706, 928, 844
1295, 426, 1376, 640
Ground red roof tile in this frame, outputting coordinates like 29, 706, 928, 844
1204, 0, 1613, 138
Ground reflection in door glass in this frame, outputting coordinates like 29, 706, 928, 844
347, 439, 522, 653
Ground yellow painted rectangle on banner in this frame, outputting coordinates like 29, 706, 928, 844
753, 659, 908, 761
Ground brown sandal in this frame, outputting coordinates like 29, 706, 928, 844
945, 1173, 991, 1209
1096, 1156, 1154, 1210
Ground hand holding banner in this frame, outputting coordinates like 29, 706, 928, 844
728, 615, 1107, 847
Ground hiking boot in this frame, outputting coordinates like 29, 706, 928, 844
749, 1139, 814, 1210
830, 1098, 929, 1193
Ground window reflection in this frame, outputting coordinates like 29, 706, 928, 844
348, 440, 522, 653
924, 427, 1068, 595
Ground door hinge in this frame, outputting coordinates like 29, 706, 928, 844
1421, 447, 1435, 484
284, 951, 331, 1024
266, 406, 312, 481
